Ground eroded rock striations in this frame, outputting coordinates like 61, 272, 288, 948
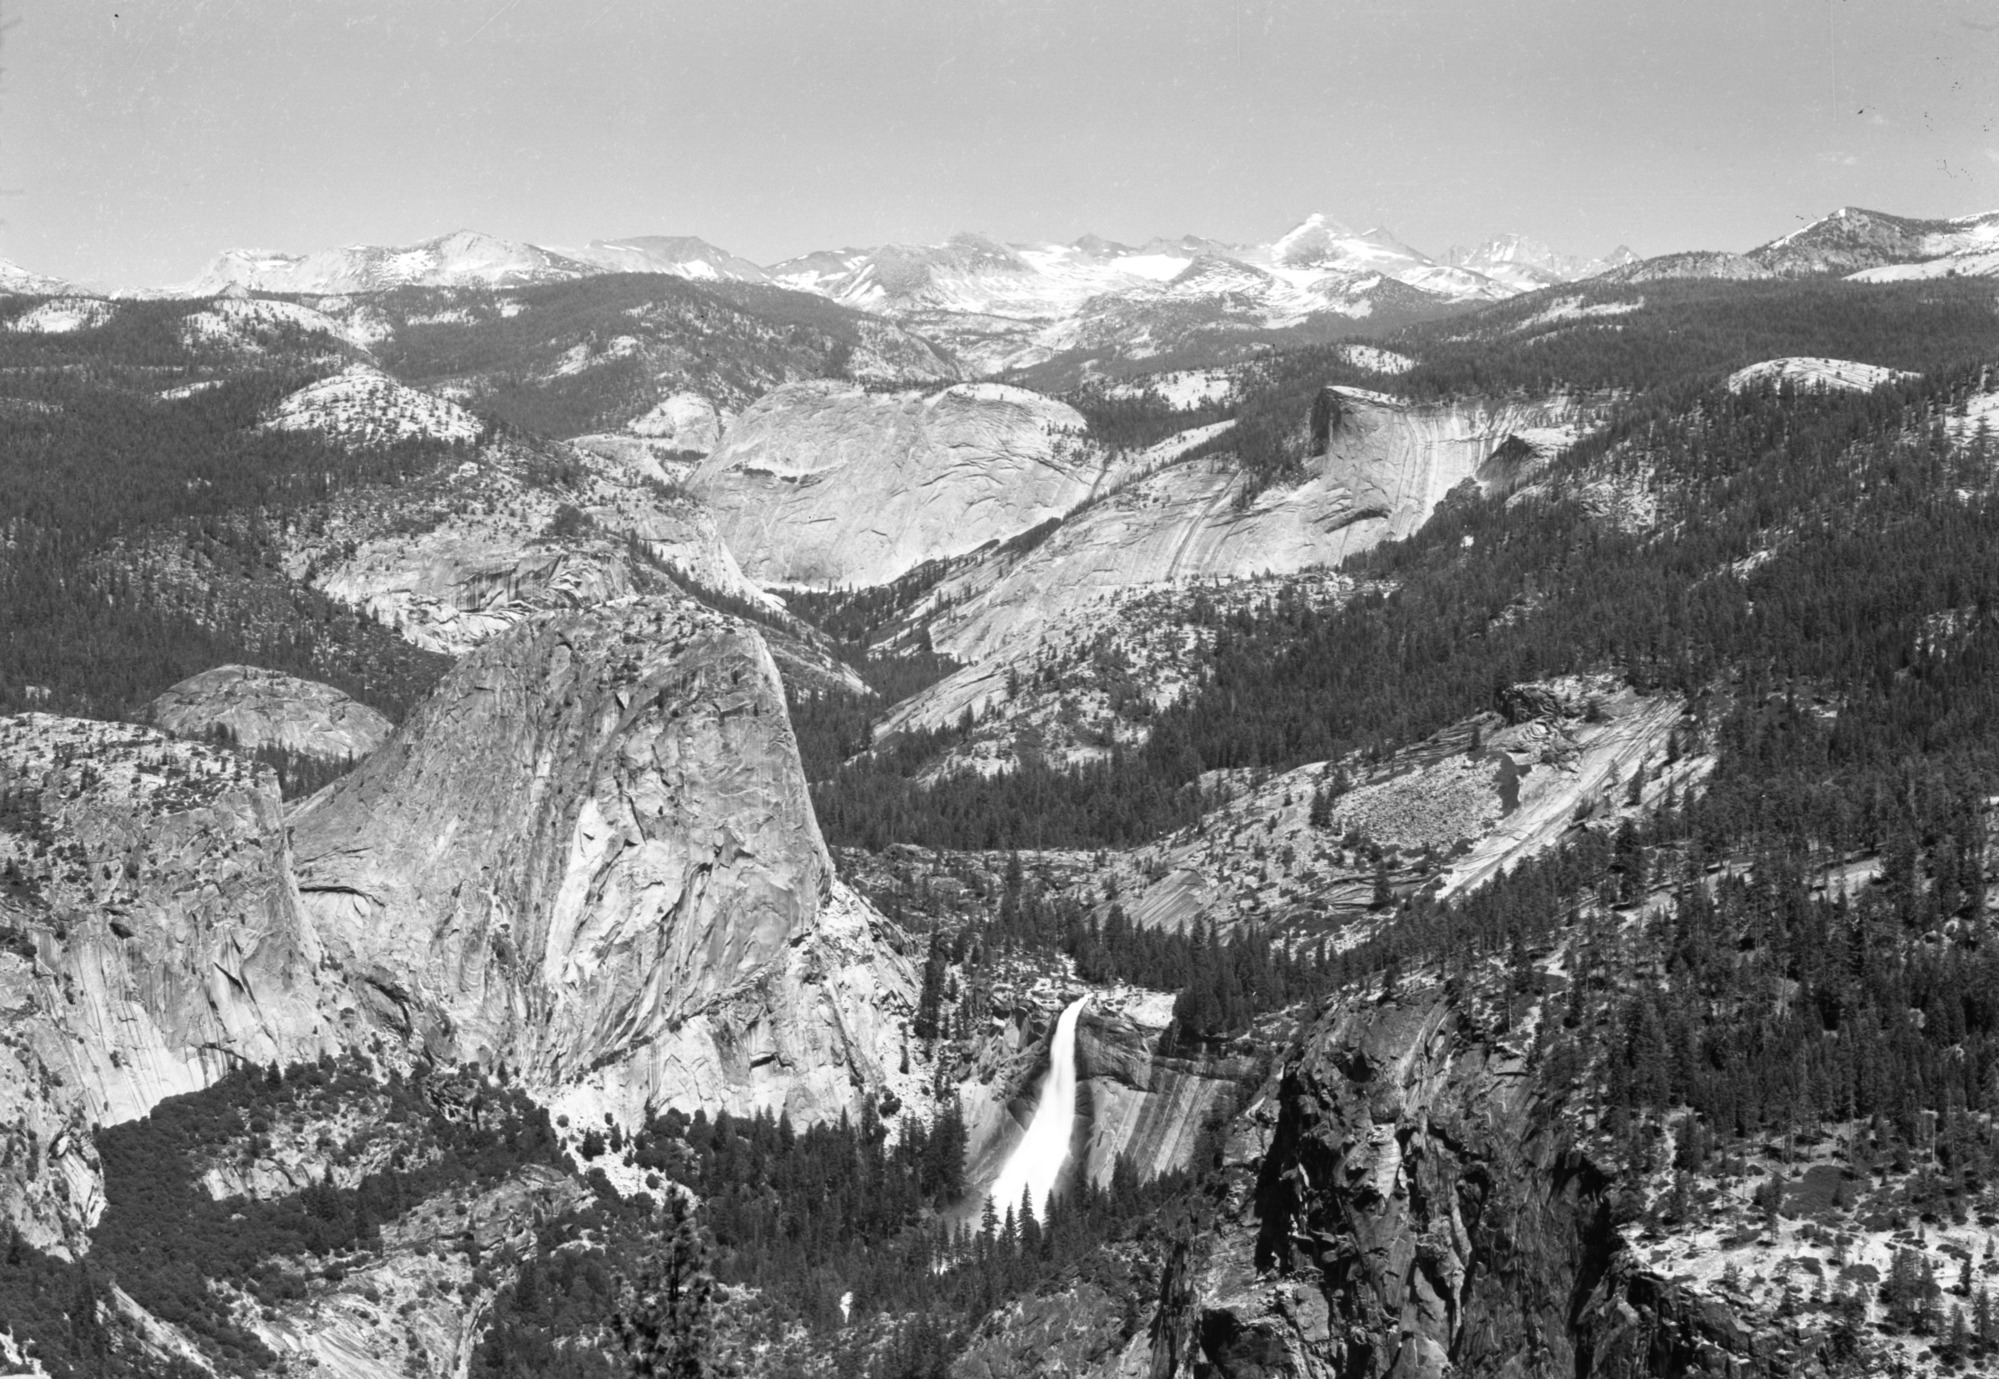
875, 389, 1584, 760
289, 597, 914, 1130
1166, 991, 1758, 1378
0, 599, 913, 1254
693, 380, 1116, 589
0, 717, 340, 1251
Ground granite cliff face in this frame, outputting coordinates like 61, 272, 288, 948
1158, 991, 1759, 1379
872, 389, 1584, 766
956, 989, 1761, 1379
692, 380, 1118, 589
287, 429, 776, 657
0, 717, 340, 1251
0, 600, 914, 1256
1075, 1011, 1248, 1188
289, 597, 915, 1129
930, 388, 1577, 664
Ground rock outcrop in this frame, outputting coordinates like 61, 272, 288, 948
0, 599, 912, 1251
628, 391, 729, 453
692, 380, 1116, 589
290, 432, 771, 655
875, 391, 1583, 758
1151, 990, 1760, 1378
289, 597, 914, 1129
147, 664, 395, 761
1076, 1012, 1249, 1187
933, 389, 1572, 668
956, 989, 1762, 1378
0, 716, 341, 1251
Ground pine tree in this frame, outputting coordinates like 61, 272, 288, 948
615, 1193, 725, 1378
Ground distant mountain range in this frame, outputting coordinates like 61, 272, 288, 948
1601, 206, 1999, 285
154, 215, 1649, 378
4, 205, 1993, 383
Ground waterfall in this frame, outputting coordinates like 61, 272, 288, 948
988, 996, 1089, 1222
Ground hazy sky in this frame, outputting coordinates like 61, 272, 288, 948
6, 0, 1998, 287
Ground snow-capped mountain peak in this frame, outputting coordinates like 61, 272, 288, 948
0, 257, 79, 296
570, 235, 772, 283
186, 230, 598, 295
1269, 213, 1364, 267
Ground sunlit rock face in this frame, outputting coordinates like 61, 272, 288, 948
908, 387, 1579, 668
0, 717, 341, 1251
1074, 1013, 1247, 1188
146, 664, 395, 762
0, 600, 912, 1252
289, 597, 915, 1129
957, 990, 1761, 1378
692, 380, 1113, 589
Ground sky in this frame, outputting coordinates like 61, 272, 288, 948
4, 0, 1998, 288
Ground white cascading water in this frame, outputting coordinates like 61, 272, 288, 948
988, 996, 1089, 1221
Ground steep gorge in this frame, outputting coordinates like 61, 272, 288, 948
958, 988, 1761, 1379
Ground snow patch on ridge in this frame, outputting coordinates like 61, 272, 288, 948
1514, 295, 1645, 331
4, 297, 115, 334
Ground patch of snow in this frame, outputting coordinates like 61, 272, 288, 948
1847, 248, 1999, 282
158, 380, 227, 400
1098, 368, 1237, 409
1513, 295, 1645, 332
1946, 390, 1999, 443
1339, 344, 1416, 374
4, 296, 114, 334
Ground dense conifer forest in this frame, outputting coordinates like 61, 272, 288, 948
810, 364, 1999, 850
0, 341, 457, 720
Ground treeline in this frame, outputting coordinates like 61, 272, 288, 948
809, 365, 1999, 851
0, 296, 346, 374
786, 657, 961, 782
1299, 520, 1999, 1243
783, 558, 963, 649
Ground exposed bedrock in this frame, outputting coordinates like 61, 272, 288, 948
962, 1000, 1248, 1210
146, 663, 395, 761
289, 597, 915, 1129
1156, 993, 1758, 1378
954, 990, 1763, 1378
1074, 1012, 1250, 1188
0, 717, 343, 1251
0, 601, 917, 1250
917, 387, 1583, 670
692, 380, 1115, 589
